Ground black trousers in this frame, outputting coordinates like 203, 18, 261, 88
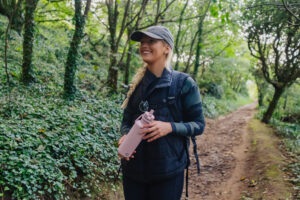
122, 171, 184, 200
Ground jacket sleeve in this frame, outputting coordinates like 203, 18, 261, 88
170, 77, 205, 137
120, 104, 134, 136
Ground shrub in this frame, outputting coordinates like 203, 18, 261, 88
200, 82, 224, 99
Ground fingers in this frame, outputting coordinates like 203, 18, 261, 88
143, 131, 157, 140
118, 150, 136, 161
118, 135, 126, 145
142, 121, 157, 128
147, 134, 161, 142
143, 130, 163, 142
142, 123, 152, 128
141, 126, 158, 134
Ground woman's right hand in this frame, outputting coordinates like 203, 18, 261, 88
118, 135, 136, 161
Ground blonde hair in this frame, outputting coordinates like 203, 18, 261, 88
121, 46, 173, 109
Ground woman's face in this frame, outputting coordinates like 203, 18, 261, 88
139, 35, 170, 65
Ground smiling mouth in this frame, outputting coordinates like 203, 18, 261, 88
142, 51, 152, 54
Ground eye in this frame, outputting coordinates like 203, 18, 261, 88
140, 40, 148, 44
149, 39, 155, 44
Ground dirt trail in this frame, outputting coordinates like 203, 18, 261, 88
185, 103, 257, 200
186, 102, 295, 200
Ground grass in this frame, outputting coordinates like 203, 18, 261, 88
202, 94, 254, 118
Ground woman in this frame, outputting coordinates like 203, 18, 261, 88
119, 26, 205, 200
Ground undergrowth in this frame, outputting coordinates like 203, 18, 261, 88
256, 106, 300, 195
202, 94, 253, 118
0, 84, 123, 199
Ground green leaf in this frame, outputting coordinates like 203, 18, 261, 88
226, 12, 230, 23
218, 3, 222, 10
93, 65, 99, 71
209, 5, 219, 18
221, 15, 226, 24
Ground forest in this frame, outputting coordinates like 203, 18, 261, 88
0, 0, 299, 199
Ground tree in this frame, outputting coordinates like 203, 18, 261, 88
244, 0, 300, 123
21, 0, 39, 85
252, 67, 269, 107
123, 1, 148, 85
105, 0, 130, 91
247, 0, 300, 26
4, 0, 23, 85
173, 0, 189, 71
64, 0, 92, 99
192, 0, 212, 79
0, 0, 24, 33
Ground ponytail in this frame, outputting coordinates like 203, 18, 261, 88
121, 64, 147, 109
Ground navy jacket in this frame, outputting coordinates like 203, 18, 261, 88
120, 68, 205, 183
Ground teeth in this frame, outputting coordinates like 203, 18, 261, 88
143, 51, 151, 54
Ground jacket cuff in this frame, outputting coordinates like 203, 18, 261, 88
170, 122, 177, 134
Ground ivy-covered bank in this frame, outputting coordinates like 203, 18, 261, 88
0, 85, 122, 199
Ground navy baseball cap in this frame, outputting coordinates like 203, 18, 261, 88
130, 26, 174, 49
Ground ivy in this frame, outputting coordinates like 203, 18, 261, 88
0, 85, 123, 199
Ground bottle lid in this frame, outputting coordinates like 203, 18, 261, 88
143, 109, 155, 122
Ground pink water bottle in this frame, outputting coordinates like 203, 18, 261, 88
118, 110, 155, 158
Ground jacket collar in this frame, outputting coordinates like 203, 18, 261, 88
144, 67, 173, 99
154, 67, 172, 88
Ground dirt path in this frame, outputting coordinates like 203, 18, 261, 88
186, 102, 295, 200
185, 103, 257, 200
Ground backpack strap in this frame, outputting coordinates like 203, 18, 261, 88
167, 70, 200, 199
167, 70, 189, 122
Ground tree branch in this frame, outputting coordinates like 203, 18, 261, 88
116, 0, 130, 48
84, 0, 92, 17
36, 18, 71, 23
5, 0, 23, 84
282, 0, 300, 22
124, 0, 148, 28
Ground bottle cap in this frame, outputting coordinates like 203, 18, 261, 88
143, 109, 155, 122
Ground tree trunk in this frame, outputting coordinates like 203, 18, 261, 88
11, 1, 23, 34
192, 21, 203, 79
107, 52, 118, 91
184, 31, 198, 73
21, 0, 39, 85
106, 0, 118, 91
283, 92, 288, 110
174, 0, 189, 71
124, 41, 133, 85
258, 91, 264, 107
64, 0, 91, 99
262, 87, 284, 123
5, 0, 23, 85
0, 0, 24, 34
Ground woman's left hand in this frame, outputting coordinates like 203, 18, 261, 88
141, 121, 172, 142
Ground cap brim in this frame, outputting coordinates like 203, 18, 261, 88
130, 31, 163, 41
